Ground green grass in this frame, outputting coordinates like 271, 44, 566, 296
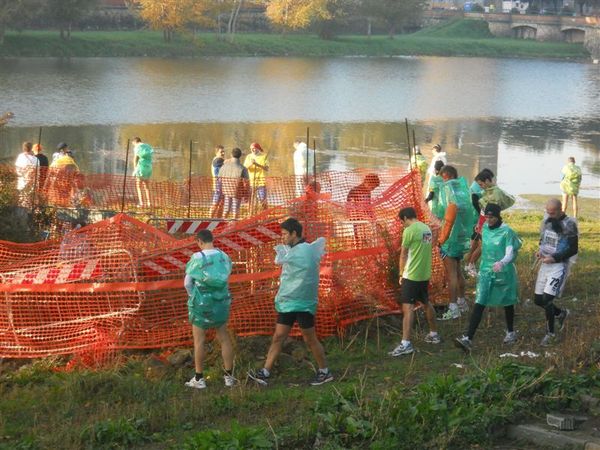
519, 194, 600, 220
0, 213, 599, 449
0, 20, 589, 59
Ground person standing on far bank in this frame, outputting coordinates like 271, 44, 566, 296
132, 137, 154, 208
559, 156, 582, 218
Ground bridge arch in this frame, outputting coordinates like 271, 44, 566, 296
561, 27, 586, 43
512, 25, 537, 39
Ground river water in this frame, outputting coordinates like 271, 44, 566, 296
0, 56, 599, 197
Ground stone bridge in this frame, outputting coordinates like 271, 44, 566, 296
423, 10, 600, 43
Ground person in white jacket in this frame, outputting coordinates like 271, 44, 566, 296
293, 140, 315, 197
427, 144, 448, 177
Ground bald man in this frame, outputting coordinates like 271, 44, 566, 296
534, 198, 578, 347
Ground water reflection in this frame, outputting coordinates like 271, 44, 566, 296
1, 118, 598, 197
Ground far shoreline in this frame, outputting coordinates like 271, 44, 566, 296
0, 29, 590, 61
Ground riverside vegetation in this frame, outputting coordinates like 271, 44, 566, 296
0, 210, 598, 449
0, 19, 590, 59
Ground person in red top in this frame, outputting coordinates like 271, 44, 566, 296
346, 174, 381, 245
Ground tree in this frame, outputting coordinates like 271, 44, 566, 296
0, 0, 40, 44
138, 0, 191, 42
265, 0, 353, 39
359, 0, 426, 38
44, 0, 98, 40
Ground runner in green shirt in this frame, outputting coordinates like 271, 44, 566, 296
389, 207, 440, 357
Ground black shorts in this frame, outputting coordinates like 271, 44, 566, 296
277, 311, 315, 329
400, 279, 430, 304
471, 230, 482, 241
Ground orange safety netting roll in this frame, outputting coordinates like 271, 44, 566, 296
0, 168, 446, 359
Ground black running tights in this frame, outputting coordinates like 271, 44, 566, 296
467, 304, 515, 340
534, 293, 562, 334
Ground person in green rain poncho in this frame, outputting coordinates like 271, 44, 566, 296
183, 229, 236, 389
248, 218, 333, 387
437, 166, 475, 321
560, 156, 582, 218
455, 204, 522, 353
132, 137, 154, 208
424, 160, 445, 219
410, 146, 428, 184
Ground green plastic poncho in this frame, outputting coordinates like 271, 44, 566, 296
185, 249, 232, 329
475, 223, 522, 307
439, 177, 474, 258
274, 237, 326, 315
133, 143, 154, 179
427, 174, 445, 219
560, 163, 582, 196
479, 185, 515, 211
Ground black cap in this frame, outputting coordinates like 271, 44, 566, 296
434, 160, 445, 171
57, 142, 68, 151
484, 203, 501, 219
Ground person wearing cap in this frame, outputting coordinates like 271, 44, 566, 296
46, 143, 79, 207
52, 142, 68, 164
427, 144, 447, 178
559, 156, 582, 218
132, 137, 154, 208
244, 142, 269, 211
455, 203, 522, 353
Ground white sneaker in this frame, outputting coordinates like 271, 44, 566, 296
457, 300, 469, 314
424, 333, 441, 344
440, 307, 461, 320
388, 342, 414, 356
185, 376, 207, 389
503, 331, 517, 344
540, 333, 556, 347
224, 374, 237, 387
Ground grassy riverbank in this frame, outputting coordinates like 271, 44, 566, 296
0, 20, 589, 59
1, 212, 599, 449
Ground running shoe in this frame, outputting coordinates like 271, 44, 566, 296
557, 308, 570, 332
503, 331, 517, 344
540, 333, 556, 347
389, 342, 415, 356
310, 370, 334, 386
185, 377, 207, 390
424, 333, 441, 344
224, 374, 237, 387
440, 307, 461, 321
454, 335, 472, 353
247, 368, 269, 386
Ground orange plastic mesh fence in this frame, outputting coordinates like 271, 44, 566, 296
0, 168, 447, 359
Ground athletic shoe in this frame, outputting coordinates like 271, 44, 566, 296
503, 331, 518, 344
457, 300, 469, 314
389, 342, 414, 356
310, 370, 334, 386
454, 335, 472, 353
557, 308, 570, 332
224, 374, 237, 387
185, 377, 207, 390
424, 333, 441, 344
247, 368, 269, 386
465, 263, 478, 278
540, 333, 556, 347
440, 307, 461, 321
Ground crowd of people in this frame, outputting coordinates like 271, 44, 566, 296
181, 143, 582, 389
